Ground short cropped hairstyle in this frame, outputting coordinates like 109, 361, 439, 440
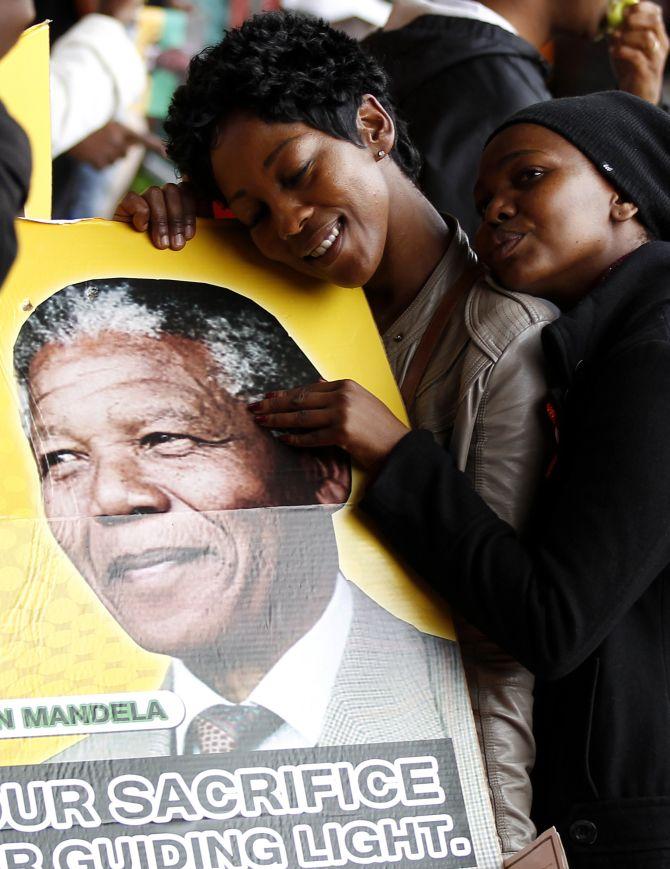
14, 278, 320, 428
165, 11, 421, 201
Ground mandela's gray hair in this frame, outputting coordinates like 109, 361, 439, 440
13, 278, 320, 426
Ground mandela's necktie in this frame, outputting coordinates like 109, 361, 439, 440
185, 704, 283, 754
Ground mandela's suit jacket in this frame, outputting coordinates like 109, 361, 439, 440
50, 583, 461, 762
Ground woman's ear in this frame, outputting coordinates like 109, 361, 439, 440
357, 94, 396, 160
610, 194, 639, 223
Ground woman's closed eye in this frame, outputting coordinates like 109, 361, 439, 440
242, 160, 315, 229
283, 161, 312, 190
247, 202, 269, 230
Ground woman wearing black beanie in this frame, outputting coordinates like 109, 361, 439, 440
255, 90, 670, 866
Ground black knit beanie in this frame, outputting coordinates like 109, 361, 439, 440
488, 91, 670, 241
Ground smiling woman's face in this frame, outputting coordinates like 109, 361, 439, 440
210, 110, 393, 289
473, 123, 640, 306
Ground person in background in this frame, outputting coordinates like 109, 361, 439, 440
252, 90, 670, 868
282, 0, 390, 39
32, 0, 165, 217
46, 0, 148, 159
0, 0, 34, 286
364, 0, 669, 237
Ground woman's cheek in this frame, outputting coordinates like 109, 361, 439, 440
251, 226, 290, 266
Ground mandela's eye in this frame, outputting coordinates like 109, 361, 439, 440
140, 432, 239, 455
140, 432, 198, 456
142, 432, 191, 445
39, 450, 84, 478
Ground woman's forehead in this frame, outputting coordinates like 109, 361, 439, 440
479, 124, 589, 177
214, 113, 314, 156
211, 116, 315, 188
487, 124, 568, 156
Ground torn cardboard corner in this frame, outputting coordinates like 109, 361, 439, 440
504, 827, 569, 869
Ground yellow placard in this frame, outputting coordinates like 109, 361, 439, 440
0, 218, 456, 765
0, 217, 503, 869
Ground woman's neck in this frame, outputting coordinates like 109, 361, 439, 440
364, 180, 451, 334
485, 0, 552, 49
547, 234, 650, 310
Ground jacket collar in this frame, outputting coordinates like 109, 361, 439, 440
542, 241, 670, 388
384, 0, 519, 36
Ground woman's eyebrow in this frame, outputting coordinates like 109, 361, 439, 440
263, 135, 302, 169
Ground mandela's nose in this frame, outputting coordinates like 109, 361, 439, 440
90, 456, 169, 519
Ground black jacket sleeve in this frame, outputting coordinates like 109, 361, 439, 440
0, 100, 31, 287
361, 337, 670, 681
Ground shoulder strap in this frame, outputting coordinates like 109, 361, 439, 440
400, 262, 482, 410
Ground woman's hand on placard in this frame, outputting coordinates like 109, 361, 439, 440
114, 182, 206, 251
248, 379, 411, 472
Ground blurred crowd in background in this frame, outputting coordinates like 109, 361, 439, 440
26, 0, 670, 222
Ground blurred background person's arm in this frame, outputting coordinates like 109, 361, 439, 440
49, 0, 146, 158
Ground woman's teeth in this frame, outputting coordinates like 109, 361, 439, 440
309, 224, 340, 258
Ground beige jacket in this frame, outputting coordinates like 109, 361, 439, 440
385, 229, 556, 857
451, 278, 556, 857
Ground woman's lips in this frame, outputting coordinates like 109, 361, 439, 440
304, 217, 344, 267
491, 230, 525, 262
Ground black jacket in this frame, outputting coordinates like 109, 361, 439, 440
364, 16, 550, 238
362, 242, 670, 866
0, 101, 30, 288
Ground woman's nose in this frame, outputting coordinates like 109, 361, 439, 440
275, 199, 314, 240
90, 456, 170, 519
485, 192, 516, 224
